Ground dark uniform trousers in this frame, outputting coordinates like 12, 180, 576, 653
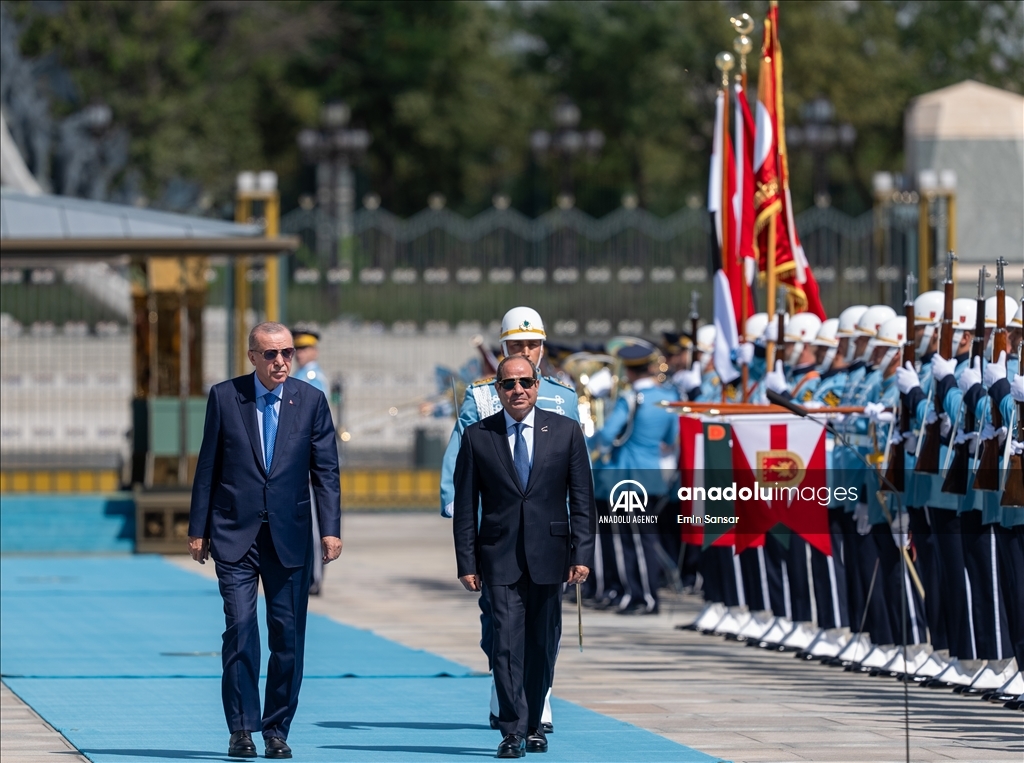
215, 523, 313, 739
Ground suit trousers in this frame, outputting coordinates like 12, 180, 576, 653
216, 523, 312, 739
490, 571, 562, 737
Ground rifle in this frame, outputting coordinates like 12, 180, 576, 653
975, 256, 1008, 491
916, 251, 957, 473
471, 335, 499, 376
941, 266, 988, 495
882, 274, 916, 492
688, 291, 700, 349
1000, 276, 1024, 507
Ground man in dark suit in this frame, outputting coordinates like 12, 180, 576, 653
453, 355, 595, 758
188, 322, 341, 760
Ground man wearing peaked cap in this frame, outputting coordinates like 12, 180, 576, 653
590, 341, 678, 616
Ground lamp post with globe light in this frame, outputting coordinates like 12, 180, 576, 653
297, 103, 372, 273
530, 97, 604, 211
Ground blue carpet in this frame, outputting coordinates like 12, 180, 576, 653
0, 494, 135, 553
1, 556, 724, 763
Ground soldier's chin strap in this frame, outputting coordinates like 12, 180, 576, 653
785, 341, 805, 367
880, 347, 899, 373
817, 345, 838, 374
844, 336, 858, 364
917, 323, 937, 357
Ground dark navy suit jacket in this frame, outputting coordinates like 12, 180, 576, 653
188, 374, 341, 568
453, 407, 595, 586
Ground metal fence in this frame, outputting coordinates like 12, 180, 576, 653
0, 202, 927, 469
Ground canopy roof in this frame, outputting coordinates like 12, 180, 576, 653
0, 189, 297, 256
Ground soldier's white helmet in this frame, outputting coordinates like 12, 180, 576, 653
696, 324, 716, 354
985, 294, 1019, 326
836, 305, 868, 337
875, 316, 908, 348
1012, 301, 1023, 328
855, 305, 897, 337
744, 312, 769, 342
763, 313, 789, 343
950, 298, 977, 330
913, 291, 944, 325
500, 306, 546, 345
812, 318, 840, 347
785, 312, 823, 343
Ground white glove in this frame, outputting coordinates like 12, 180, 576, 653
734, 342, 755, 366
1012, 374, 1024, 403
804, 400, 825, 409
675, 362, 704, 393
984, 351, 1007, 388
864, 401, 894, 424
765, 361, 789, 395
979, 422, 1007, 443
924, 407, 937, 426
931, 355, 957, 381
957, 356, 982, 393
890, 511, 910, 549
1012, 440, 1024, 456
895, 362, 921, 395
939, 412, 952, 437
854, 502, 871, 536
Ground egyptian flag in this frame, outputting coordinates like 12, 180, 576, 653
754, 1, 826, 320
708, 90, 742, 385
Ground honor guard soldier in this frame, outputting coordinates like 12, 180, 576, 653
592, 343, 679, 615
292, 325, 329, 395
440, 306, 578, 733
291, 324, 331, 596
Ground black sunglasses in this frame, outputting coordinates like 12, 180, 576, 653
257, 347, 295, 361
496, 376, 538, 391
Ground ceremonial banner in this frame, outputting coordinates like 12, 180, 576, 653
729, 415, 831, 555
677, 414, 835, 556
754, 1, 826, 320
709, 89, 741, 385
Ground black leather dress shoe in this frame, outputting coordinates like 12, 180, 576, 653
525, 727, 548, 753
227, 730, 256, 758
541, 722, 553, 734
264, 737, 292, 759
490, 712, 500, 729
496, 734, 525, 758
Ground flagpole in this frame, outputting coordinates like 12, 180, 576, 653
766, 214, 778, 368
715, 52, 734, 402
733, 25, 753, 400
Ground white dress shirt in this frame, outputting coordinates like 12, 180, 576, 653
503, 407, 535, 469
254, 373, 284, 469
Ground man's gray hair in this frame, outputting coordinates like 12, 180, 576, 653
496, 355, 540, 382
248, 322, 291, 350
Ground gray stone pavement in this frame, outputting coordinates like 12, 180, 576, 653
1, 681, 88, 763
4, 512, 1021, 762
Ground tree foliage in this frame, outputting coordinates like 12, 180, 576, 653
7, 0, 1022, 217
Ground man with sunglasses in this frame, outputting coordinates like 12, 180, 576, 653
453, 355, 595, 758
440, 306, 578, 732
188, 322, 341, 760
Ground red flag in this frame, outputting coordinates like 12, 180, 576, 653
729, 415, 832, 555
733, 81, 757, 322
677, 416, 705, 546
754, 2, 826, 320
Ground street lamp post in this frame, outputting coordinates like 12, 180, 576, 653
297, 103, 372, 272
786, 96, 856, 208
530, 97, 604, 210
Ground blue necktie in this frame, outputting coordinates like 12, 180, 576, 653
513, 422, 530, 490
263, 392, 278, 469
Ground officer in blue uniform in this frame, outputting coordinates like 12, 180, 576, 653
439, 306, 578, 733
592, 343, 678, 615
292, 325, 331, 596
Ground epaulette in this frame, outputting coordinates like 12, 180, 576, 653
546, 375, 576, 391
470, 376, 495, 387
822, 389, 841, 408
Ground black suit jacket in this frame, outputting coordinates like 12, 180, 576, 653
453, 407, 595, 586
188, 374, 341, 568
